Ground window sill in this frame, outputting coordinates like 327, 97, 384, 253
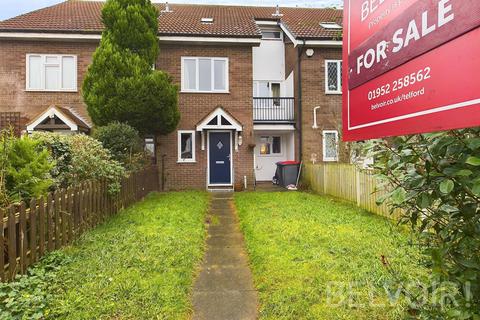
177, 160, 196, 164
325, 92, 342, 95
25, 89, 78, 93
180, 90, 230, 94
323, 159, 339, 162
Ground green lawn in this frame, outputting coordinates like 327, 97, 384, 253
235, 192, 428, 320
45, 191, 208, 319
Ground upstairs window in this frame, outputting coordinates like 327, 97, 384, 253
320, 22, 342, 30
325, 60, 342, 94
26, 54, 77, 91
323, 130, 339, 162
181, 57, 229, 93
261, 30, 282, 40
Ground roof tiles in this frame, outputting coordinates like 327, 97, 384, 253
0, 1, 343, 40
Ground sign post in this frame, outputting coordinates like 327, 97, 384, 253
343, 0, 480, 141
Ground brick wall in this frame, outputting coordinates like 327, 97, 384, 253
155, 44, 255, 190
0, 36, 345, 189
285, 44, 347, 164
0, 40, 97, 126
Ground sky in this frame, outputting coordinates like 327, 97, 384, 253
0, 0, 343, 21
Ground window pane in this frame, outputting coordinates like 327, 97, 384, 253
184, 59, 197, 90
45, 56, 59, 64
260, 136, 271, 155
257, 81, 270, 97
272, 136, 281, 154
327, 62, 339, 92
62, 56, 75, 89
324, 133, 338, 160
262, 31, 281, 39
339, 62, 343, 88
199, 59, 212, 91
214, 60, 226, 91
181, 133, 193, 159
45, 65, 59, 90
28, 55, 42, 89
271, 83, 281, 97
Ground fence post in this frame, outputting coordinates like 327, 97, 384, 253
19, 202, 27, 274
38, 197, 45, 257
356, 168, 361, 207
0, 208, 4, 281
29, 198, 37, 264
7, 206, 17, 280
323, 164, 327, 195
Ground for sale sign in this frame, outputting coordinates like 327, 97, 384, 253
343, 0, 480, 141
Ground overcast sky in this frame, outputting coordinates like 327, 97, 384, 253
0, 0, 343, 21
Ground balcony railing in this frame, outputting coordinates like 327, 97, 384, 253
253, 97, 295, 123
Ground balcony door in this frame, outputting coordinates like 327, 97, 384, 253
253, 81, 281, 98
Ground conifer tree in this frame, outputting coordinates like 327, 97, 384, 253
83, 0, 180, 135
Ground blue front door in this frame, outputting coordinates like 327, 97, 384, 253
209, 132, 232, 185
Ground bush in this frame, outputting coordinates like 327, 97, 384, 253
83, 0, 180, 135
93, 122, 146, 171
366, 129, 480, 319
0, 131, 54, 206
32, 132, 126, 194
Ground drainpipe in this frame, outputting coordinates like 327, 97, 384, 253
297, 40, 306, 161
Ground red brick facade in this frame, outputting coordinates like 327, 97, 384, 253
156, 44, 255, 190
0, 38, 344, 190
0, 40, 96, 125
284, 42, 347, 164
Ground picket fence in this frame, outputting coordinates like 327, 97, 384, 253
0, 166, 159, 282
303, 163, 402, 219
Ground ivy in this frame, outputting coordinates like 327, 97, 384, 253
0, 252, 70, 320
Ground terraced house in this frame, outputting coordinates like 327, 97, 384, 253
0, 1, 344, 191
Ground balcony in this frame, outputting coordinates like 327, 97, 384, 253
253, 97, 295, 123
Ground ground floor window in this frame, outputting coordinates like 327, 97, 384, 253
323, 130, 339, 162
144, 136, 156, 164
178, 130, 195, 163
259, 136, 282, 156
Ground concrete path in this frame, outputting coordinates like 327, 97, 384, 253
192, 193, 258, 320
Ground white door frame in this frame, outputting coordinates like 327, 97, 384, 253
207, 130, 234, 187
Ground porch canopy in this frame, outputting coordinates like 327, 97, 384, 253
26, 105, 91, 134
196, 107, 243, 151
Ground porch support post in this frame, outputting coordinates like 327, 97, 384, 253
234, 131, 239, 152
201, 131, 205, 151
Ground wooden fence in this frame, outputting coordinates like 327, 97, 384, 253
0, 166, 159, 282
303, 164, 401, 219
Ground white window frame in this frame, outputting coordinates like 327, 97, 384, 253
325, 60, 342, 95
26, 54, 77, 92
323, 130, 339, 162
181, 57, 229, 93
178, 130, 196, 163
261, 28, 283, 40
258, 135, 283, 157
253, 81, 282, 98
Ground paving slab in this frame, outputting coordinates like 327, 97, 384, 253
193, 290, 257, 320
192, 193, 258, 320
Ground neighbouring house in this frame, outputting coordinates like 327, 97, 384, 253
0, 1, 345, 191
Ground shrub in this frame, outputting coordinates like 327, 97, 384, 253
83, 0, 180, 135
32, 132, 126, 194
93, 121, 146, 171
0, 131, 54, 206
366, 129, 480, 319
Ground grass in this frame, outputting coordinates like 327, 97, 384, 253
44, 191, 208, 319
235, 192, 428, 320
